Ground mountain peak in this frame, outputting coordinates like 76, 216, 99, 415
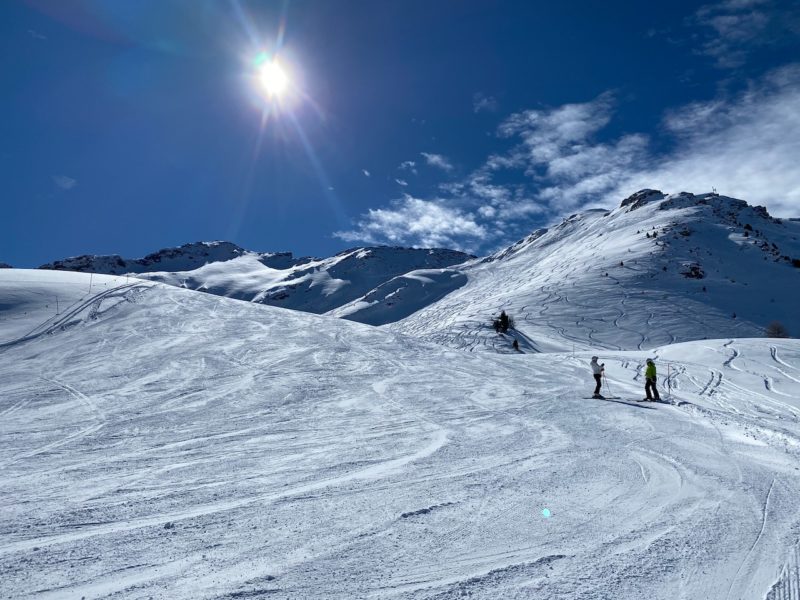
39, 241, 249, 275
620, 189, 667, 210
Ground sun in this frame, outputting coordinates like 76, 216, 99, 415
259, 61, 288, 97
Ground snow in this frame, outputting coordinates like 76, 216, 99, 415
389, 191, 800, 352
128, 246, 472, 315
2, 269, 800, 598
327, 269, 468, 326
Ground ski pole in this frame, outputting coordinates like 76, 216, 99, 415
667, 363, 671, 400
603, 372, 613, 397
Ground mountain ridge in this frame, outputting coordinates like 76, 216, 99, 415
37, 242, 474, 316
26, 189, 800, 350
381, 189, 800, 351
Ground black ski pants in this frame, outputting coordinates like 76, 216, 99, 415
593, 374, 602, 395
645, 377, 660, 400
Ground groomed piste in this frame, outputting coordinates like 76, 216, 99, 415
2, 269, 799, 599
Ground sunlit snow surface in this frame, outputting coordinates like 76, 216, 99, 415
1, 270, 800, 599
385, 193, 800, 351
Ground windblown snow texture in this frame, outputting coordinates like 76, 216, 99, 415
2, 268, 800, 599
40, 243, 473, 317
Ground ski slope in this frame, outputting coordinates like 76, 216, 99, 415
2, 270, 799, 599
382, 191, 800, 351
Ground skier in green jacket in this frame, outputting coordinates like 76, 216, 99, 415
644, 359, 660, 401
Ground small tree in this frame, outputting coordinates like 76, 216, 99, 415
766, 321, 790, 338
493, 311, 515, 333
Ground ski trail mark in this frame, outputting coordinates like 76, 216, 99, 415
41, 376, 106, 420
0, 429, 450, 556
1, 378, 107, 468
725, 477, 776, 600
770, 346, 798, 371
0, 396, 30, 419
723, 343, 740, 370
3, 422, 106, 468
0, 282, 150, 352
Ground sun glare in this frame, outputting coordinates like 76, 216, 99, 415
259, 61, 288, 97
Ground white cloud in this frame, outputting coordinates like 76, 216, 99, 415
492, 94, 651, 212
420, 152, 455, 172
362, 169, 371, 177
398, 160, 417, 175
28, 29, 47, 41
693, 0, 799, 68
395, 178, 408, 187
334, 195, 487, 251
483, 66, 800, 217
499, 93, 615, 167
473, 93, 498, 113
53, 175, 77, 190
478, 205, 497, 218
601, 64, 800, 215
337, 64, 800, 254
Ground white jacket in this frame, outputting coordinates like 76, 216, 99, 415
590, 360, 604, 375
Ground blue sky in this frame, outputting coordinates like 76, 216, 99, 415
2, 0, 799, 266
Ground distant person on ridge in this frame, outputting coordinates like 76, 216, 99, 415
644, 359, 660, 401
590, 356, 605, 399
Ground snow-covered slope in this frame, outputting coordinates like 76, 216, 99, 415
2, 269, 800, 598
41, 243, 472, 316
327, 268, 468, 325
381, 190, 800, 351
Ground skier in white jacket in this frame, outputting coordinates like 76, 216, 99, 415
590, 356, 605, 398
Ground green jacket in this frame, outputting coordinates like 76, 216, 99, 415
645, 362, 657, 379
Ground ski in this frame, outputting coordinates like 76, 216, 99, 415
584, 397, 658, 408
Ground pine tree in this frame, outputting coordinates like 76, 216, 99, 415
766, 321, 790, 338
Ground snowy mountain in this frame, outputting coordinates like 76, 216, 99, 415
341, 190, 800, 352
39, 243, 472, 316
39, 241, 252, 275
2, 269, 799, 598
35, 192, 798, 350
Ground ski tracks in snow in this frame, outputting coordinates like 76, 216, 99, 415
1, 377, 108, 468
2, 281, 800, 598
726, 477, 777, 600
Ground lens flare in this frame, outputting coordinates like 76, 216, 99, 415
253, 51, 269, 67
259, 61, 288, 97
